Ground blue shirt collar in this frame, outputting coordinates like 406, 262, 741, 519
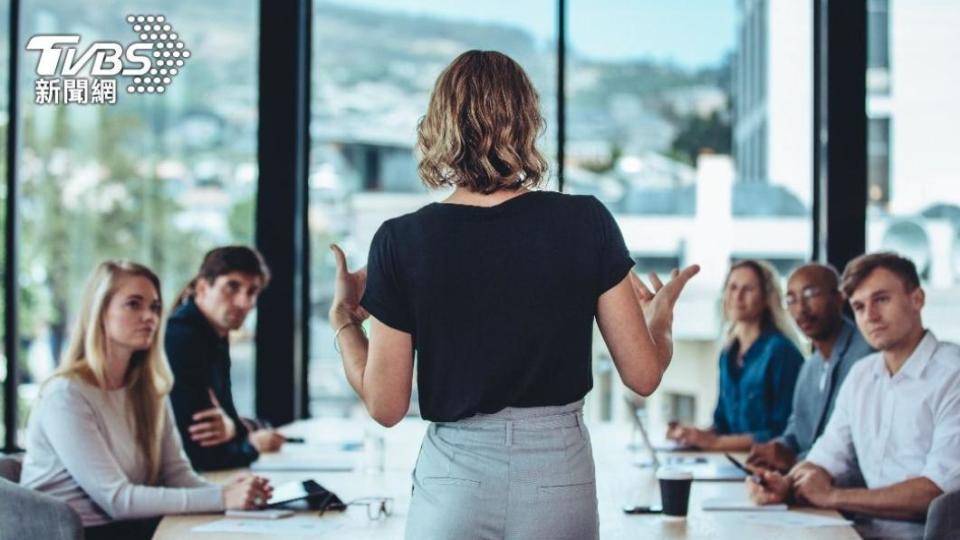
726, 325, 779, 363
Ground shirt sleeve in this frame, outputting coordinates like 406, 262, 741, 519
166, 324, 259, 471
591, 196, 635, 296
777, 420, 802, 454
712, 354, 732, 434
776, 421, 802, 452
159, 401, 216, 489
779, 356, 815, 453
360, 221, 414, 333
805, 367, 859, 480
38, 383, 224, 520
748, 339, 804, 443
921, 370, 960, 493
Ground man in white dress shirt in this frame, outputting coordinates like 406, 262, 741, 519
747, 252, 960, 538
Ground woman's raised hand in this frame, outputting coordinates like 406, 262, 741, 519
629, 265, 700, 331
329, 244, 370, 328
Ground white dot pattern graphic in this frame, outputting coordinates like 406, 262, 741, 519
124, 14, 190, 94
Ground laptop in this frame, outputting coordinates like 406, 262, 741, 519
627, 401, 747, 482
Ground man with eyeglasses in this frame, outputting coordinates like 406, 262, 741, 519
746, 263, 873, 473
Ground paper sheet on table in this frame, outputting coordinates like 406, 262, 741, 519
192, 517, 341, 535
702, 497, 788, 511
252, 458, 354, 472
740, 512, 853, 528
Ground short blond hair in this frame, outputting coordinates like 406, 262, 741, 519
417, 50, 549, 194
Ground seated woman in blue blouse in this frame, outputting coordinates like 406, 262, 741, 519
667, 259, 804, 451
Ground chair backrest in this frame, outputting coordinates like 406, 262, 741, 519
0, 453, 23, 482
925, 490, 960, 540
0, 477, 83, 540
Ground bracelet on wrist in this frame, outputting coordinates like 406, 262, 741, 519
333, 321, 367, 353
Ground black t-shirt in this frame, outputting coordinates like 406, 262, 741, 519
360, 190, 634, 422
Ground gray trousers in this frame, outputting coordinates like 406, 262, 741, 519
405, 400, 599, 540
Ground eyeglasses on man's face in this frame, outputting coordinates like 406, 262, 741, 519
785, 286, 826, 306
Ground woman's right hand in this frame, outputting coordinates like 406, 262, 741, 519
328, 244, 370, 328
222, 474, 273, 510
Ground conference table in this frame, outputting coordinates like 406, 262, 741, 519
154, 418, 860, 539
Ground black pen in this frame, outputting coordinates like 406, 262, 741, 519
283, 436, 305, 444
724, 453, 766, 487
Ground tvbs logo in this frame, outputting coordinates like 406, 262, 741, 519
26, 14, 191, 105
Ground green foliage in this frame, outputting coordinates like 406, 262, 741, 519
580, 143, 624, 174
668, 109, 732, 166
229, 197, 255, 242
17, 103, 214, 361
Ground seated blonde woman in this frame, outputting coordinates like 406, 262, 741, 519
19, 261, 271, 540
666, 259, 804, 451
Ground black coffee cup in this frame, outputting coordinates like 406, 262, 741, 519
657, 468, 693, 519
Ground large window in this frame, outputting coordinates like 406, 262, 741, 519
14, 0, 259, 436
0, 1, 8, 446
867, 0, 890, 95
308, 0, 558, 417
568, 0, 812, 428
865, 0, 960, 344
5, 1, 943, 441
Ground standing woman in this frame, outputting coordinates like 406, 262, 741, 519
667, 259, 804, 451
20, 261, 270, 540
329, 50, 698, 540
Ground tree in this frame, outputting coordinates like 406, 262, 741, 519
667, 109, 732, 166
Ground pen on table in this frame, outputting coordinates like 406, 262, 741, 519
260, 419, 304, 443
724, 453, 766, 487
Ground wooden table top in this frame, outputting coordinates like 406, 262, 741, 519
154, 418, 860, 540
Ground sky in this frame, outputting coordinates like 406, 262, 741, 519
321, 0, 736, 69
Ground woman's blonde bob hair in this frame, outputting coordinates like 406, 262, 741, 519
722, 259, 800, 347
47, 260, 173, 485
417, 50, 549, 194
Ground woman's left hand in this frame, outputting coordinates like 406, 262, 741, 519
329, 244, 369, 328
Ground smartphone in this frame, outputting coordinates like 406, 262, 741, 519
623, 505, 662, 514
265, 480, 347, 511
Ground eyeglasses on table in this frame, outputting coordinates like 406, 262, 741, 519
317, 496, 394, 521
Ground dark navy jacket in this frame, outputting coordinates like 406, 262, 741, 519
166, 297, 259, 470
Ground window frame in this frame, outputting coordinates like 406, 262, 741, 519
2, 0, 871, 448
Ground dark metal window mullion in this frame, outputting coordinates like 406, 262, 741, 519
556, 0, 565, 192
815, 0, 868, 271
255, 0, 311, 425
4, 0, 22, 454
